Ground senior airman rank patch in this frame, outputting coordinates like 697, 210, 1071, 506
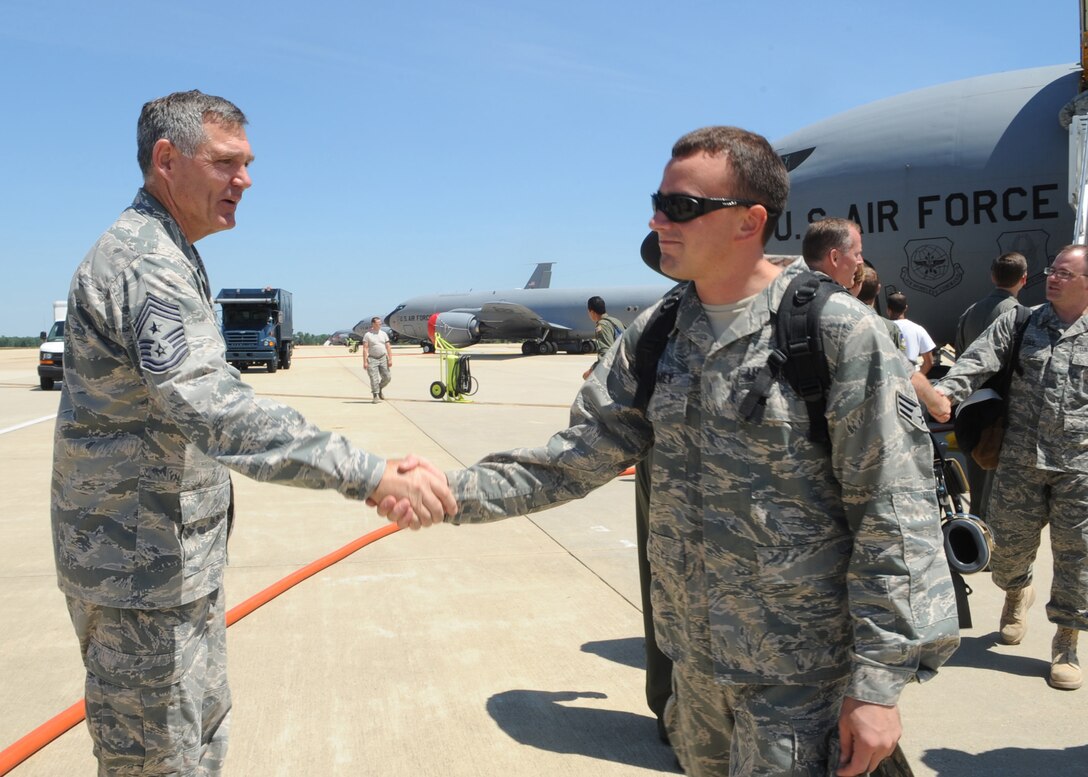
896, 390, 927, 431
136, 294, 189, 373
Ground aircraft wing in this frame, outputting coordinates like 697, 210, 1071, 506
477, 301, 570, 334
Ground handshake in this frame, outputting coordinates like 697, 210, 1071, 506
368, 455, 456, 530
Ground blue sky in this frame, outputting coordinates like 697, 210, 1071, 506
0, 0, 1076, 336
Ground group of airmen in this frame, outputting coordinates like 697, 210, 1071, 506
49, 88, 1087, 777
801, 220, 1088, 701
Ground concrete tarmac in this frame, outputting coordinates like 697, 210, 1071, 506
1, 344, 1085, 776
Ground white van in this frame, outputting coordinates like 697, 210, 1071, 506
38, 300, 67, 391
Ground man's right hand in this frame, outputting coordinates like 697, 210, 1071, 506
910, 373, 952, 423
367, 456, 456, 530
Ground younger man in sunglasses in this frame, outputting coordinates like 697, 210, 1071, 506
382, 126, 959, 776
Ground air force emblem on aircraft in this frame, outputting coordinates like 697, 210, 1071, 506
900, 238, 964, 296
998, 229, 1052, 285
136, 294, 189, 373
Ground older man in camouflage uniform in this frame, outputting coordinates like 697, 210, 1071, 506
384, 126, 959, 776
936, 244, 1088, 692
951, 252, 1028, 520
53, 90, 454, 776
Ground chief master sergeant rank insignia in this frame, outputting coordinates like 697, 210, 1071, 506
136, 293, 189, 373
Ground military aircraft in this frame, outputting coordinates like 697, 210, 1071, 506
385, 279, 668, 354
398, 5, 1088, 354
767, 60, 1084, 347
347, 322, 402, 344
638, 60, 1085, 348
385, 261, 667, 354
324, 330, 357, 346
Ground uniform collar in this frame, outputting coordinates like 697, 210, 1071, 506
673, 257, 808, 352
131, 188, 212, 300
1042, 302, 1088, 340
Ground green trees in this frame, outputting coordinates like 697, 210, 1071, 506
293, 332, 331, 345
0, 336, 42, 347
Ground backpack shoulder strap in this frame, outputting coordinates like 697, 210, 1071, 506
778, 272, 847, 447
739, 271, 846, 447
632, 283, 687, 412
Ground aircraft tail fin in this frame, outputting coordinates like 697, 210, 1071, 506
524, 262, 553, 289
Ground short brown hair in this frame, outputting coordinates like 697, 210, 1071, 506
801, 218, 858, 269
671, 126, 789, 244
856, 266, 880, 305
991, 252, 1028, 288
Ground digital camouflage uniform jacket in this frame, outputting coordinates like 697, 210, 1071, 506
52, 189, 385, 609
448, 258, 959, 704
938, 303, 1088, 473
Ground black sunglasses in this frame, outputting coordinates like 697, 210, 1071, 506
651, 191, 763, 223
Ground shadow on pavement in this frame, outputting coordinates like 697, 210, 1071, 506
580, 637, 645, 670
944, 633, 1050, 678
921, 743, 1088, 776
486, 689, 679, 772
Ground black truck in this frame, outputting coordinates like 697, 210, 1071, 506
216, 287, 294, 373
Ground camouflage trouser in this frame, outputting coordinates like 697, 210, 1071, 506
987, 464, 1088, 630
65, 589, 231, 776
664, 663, 848, 776
963, 454, 995, 520
366, 354, 391, 395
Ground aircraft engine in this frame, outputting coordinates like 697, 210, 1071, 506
428, 312, 481, 347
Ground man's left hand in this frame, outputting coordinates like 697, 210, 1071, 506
836, 697, 901, 776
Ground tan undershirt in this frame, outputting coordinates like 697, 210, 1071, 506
702, 293, 758, 341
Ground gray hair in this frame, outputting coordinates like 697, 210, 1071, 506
137, 90, 247, 177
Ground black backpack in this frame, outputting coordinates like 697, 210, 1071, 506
632, 271, 847, 447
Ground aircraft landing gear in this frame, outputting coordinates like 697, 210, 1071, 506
522, 340, 560, 355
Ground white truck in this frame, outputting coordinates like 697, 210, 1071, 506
38, 300, 67, 391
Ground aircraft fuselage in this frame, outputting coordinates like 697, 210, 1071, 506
770, 64, 1079, 345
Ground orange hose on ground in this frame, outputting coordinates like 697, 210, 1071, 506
0, 522, 401, 776
227, 522, 400, 627
0, 702, 86, 777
